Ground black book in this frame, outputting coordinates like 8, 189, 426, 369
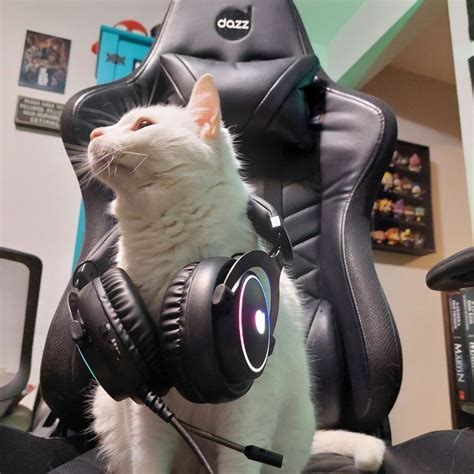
448, 291, 470, 401
461, 287, 474, 402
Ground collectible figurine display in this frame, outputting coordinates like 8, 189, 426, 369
375, 198, 393, 215
371, 142, 433, 254
392, 173, 402, 193
404, 205, 415, 222
370, 230, 386, 244
413, 232, 425, 249
401, 177, 413, 194
391, 151, 422, 173
385, 227, 401, 246
400, 228, 414, 247
392, 150, 408, 168
393, 199, 405, 219
382, 171, 393, 192
408, 153, 422, 172
415, 207, 425, 223
411, 183, 422, 198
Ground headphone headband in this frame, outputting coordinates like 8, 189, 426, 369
247, 195, 293, 263
74, 194, 291, 292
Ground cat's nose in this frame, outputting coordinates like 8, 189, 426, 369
90, 128, 104, 141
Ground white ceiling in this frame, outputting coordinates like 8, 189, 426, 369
390, 1, 456, 85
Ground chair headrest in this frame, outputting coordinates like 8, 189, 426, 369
160, 53, 319, 150
156, 0, 313, 62
62, 0, 321, 158
155, 0, 319, 149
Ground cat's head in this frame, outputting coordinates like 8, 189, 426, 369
87, 74, 240, 206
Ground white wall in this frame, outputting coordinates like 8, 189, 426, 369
0, 0, 169, 387
448, 0, 474, 240
362, 66, 472, 444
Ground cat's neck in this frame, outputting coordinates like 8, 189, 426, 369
113, 180, 258, 278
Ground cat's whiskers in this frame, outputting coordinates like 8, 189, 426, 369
81, 107, 120, 123
137, 80, 149, 108
95, 150, 122, 177
64, 143, 88, 152
130, 153, 149, 174
77, 145, 133, 185
147, 72, 160, 107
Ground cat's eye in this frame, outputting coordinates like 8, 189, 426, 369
135, 118, 154, 130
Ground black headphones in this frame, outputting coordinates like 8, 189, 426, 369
68, 194, 292, 406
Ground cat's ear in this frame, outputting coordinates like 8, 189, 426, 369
187, 74, 221, 140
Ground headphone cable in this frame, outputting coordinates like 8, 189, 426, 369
141, 390, 214, 474
140, 389, 283, 470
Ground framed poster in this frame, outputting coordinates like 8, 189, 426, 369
18, 31, 71, 94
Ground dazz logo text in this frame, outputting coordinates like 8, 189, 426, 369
217, 18, 250, 30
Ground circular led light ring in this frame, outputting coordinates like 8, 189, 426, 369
238, 274, 270, 373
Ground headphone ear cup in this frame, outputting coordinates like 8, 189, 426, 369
99, 267, 169, 393
159, 258, 252, 403
158, 262, 201, 401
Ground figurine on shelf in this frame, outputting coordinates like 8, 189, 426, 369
392, 150, 408, 167
385, 227, 401, 246
411, 183, 422, 198
404, 205, 415, 221
415, 206, 425, 223
377, 198, 393, 215
392, 173, 402, 193
408, 153, 422, 172
401, 177, 413, 195
393, 199, 405, 219
371, 230, 386, 244
413, 231, 425, 249
391, 151, 400, 167
400, 228, 414, 247
382, 171, 393, 192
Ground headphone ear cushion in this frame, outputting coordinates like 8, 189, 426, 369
100, 268, 168, 388
158, 262, 201, 401
159, 258, 251, 403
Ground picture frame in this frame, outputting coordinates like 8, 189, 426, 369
18, 30, 71, 94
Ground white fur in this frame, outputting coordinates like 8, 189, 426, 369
88, 81, 385, 473
312, 430, 385, 471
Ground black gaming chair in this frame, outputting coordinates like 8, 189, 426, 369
3, 0, 474, 472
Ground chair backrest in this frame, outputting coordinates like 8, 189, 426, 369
40, 0, 402, 434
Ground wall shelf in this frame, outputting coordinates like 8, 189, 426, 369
371, 140, 435, 256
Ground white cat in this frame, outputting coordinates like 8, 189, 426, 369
87, 74, 385, 473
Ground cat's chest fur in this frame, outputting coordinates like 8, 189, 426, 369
114, 199, 258, 316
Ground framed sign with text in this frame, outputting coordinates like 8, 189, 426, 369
14, 96, 64, 133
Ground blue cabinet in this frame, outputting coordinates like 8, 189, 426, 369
72, 26, 154, 266
96, 26, 154, 84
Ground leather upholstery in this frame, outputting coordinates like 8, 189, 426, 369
2, 425, 474, 473
306, 430, 474, 473
306, 300, 344, 429
41, 228, 119, 429
426, 246, 474, 291
313, 72, 401, 430
41, 0, 401, 434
